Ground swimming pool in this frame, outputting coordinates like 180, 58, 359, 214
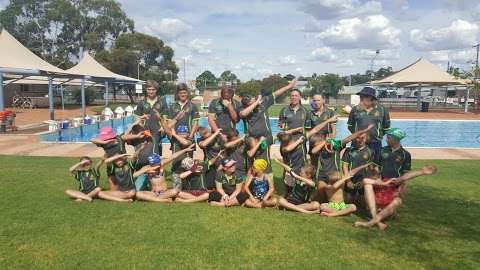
40, 117, 480, 148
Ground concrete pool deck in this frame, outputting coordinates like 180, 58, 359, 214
1, 134, 479, 159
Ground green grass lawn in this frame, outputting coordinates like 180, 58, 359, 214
1, 156, 479, 269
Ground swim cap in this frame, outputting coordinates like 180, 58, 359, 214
326, 138, 342, 151
176, 124, 189, 135
253, 159, 268, 171
147, 153, 161, 166
181, 157, 195, 170
386, 128, 406, 141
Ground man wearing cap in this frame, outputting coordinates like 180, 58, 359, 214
239, 79, 297, 145
347, 86, 390, 153
208, 87, 241, 141
163, 83, 200, 142
134, 80, 167, 156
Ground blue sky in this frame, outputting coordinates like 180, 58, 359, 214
3, 0, 480, 81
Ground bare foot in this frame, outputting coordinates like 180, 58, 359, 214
320, 211, 332, 217
354, 221, 373, 228
75, 198, 83, 202
377, 222, 388, 231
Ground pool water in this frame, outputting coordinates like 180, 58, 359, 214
40, 117, 480, 148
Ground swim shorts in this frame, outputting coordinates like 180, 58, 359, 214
374, 178, 398, 208
327, 201, 349, 211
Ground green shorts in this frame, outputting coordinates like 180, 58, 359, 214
327, 202, 349, 211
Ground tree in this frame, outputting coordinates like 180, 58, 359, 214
283, 74, 295, 81
236, 80, 262, 97
0, 0, 134, 68
196, 70, 217, 89
261, 74, 289, 102
219, 70, 239, 85
96, 32, 179, 103
375, 67, 394, 79
310, 73, 344, 99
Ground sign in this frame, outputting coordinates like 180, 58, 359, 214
135, 83, 143, 94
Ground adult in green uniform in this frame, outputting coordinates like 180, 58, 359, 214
347, 87, 390, 153
134, 80, 167, 156
208, 87, 241, 141
239, 79, 297, 145
278, 89, 310, 140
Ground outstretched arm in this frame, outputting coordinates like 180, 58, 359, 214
161, 144, 195, 167
239, 96, 262, 118
284, 127, 303, 135
224, 136, 244, 149
282, 136, 304, 153
332, 163, 371, 190
390, 165, 437, 186
90, 138, 115, 145
199, 129, 222, 149
69, 160, 90, 174
273, 79, 297, 97
247, 137, 263, 158
306, 115, 337, 138
273, 158, 292, 172
310, 141, 326, 154
340, 124, 374, 147
95, 159, 105, 171
291, 171, 316, 188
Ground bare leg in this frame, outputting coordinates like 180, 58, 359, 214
244, 198, 262, 208
278, 198, 319, 214
135, 190, 175, 202
108, 176, 118, 191
312, 181, 328, 203
321, 204, 357, 217
98, 190, 134, 202
175, 192, 209, 203
262, 197, 278, 208
65, 189, 92, 202
362, 180, 377, 218
86, 187, 102, 198
297, 201, 321, 211
354, 198, 402, 230
210, 201, 226, 207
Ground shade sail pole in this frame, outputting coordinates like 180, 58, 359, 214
60, 85, 65, 110
81, 78, 86, 117
0, 73, 4, 111
465, 87, 470, 113
48, 77, 54, 120
105, 81, 109, 107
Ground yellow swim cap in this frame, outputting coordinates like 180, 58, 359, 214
253, 159, 268, 171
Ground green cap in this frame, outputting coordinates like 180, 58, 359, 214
326, 138, 343, 151
385, 128, 406, 141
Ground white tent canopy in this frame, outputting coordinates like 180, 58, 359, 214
373, 58, 467, 86
66, 53, 142, 84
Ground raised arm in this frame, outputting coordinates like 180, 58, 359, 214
104, 153, 129, 165
208, 150, 225, 167
223, 99, 239, 123
340, 124, 374, 147
282, 136, 304, 153
95, 159, 105, 171
390, 165, 437, 186
284, 127, 303, 135
247, 137, 263, 158
199, 129, 221, 149
291, 171, 316, 187
161, 144, 195, 167
239, 95, 262, 118
310, 141, 326, 154
273, 157, 292, 172
331, 163, 371, 190
133, 164, 159, 178
224, 136, 244, 149
90, 138, 115, 145
273, 79, 297, 97
69, 160, 89, 174
306, 115, 337, 138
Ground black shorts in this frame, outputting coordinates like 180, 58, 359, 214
286, 195, 308, 205
208, 191, 248, 205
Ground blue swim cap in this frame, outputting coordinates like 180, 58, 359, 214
176, 124, 189, 134
148, 153, 161, 166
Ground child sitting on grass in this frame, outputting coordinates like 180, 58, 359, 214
65, 157, 103, 202
98, 154, 136, 202
174, 157, 211, 203
244, 159, 277, 208
354, 165, 437, 230
320, 163, 371, 217
274, 159, 320, 214
209, 159, 249, 207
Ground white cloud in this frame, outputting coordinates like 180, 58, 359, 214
279, 55, 297, 65
358, 49, 400, 60
428, 49, 475, 64
337, 59, 354, 68
316, 15, 401, 49
235, 62, 257, 70
143, 18, 192, 41
310, 47, 338, 62
188, 38, 214, 55
409, 20, 479, 51
298, 0, 382, 21
443, 1, 480, 21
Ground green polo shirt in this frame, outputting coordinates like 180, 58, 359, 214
379, 146, 411, 178
316, 147, 343, 181
74, 168, 100, 194
168, 134, 194, 173
226, 142, 247, 178
197, 136, 224, 169
109, 161, 135, 191
288, 175, 315, 204
181, 162, 207, 191
241, 94, 275, 144
134, 97, 167, 134
279, 104, 310, 137
281, 143, 307, 173
216, 172, 245, 194
342, 145, 376, 183
309, 107, 337, 135
347, 104, 390, 143
208, 98, 241, 131
164, 100, 200, 134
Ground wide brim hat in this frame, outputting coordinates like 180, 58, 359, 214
356, 86, 377, 100
99, 127, 117, 141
